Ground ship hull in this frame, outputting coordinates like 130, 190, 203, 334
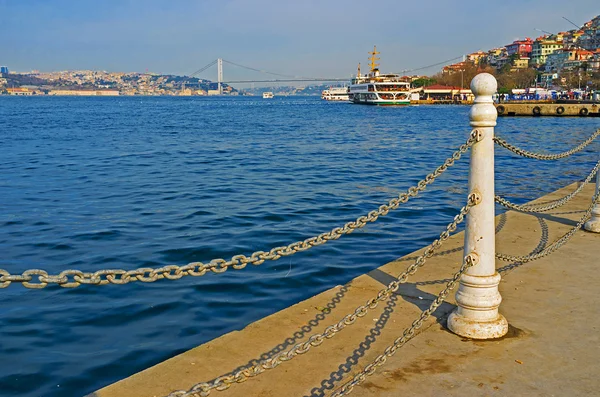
349, 81, 412, 106
352, 99, 410, 106
350, 93, 410, 106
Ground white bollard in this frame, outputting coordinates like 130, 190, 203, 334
584, 175, 600, 232
447, 73, 508, 339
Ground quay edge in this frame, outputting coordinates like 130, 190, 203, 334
495, 102, 600, 117
91, 182, 600, 397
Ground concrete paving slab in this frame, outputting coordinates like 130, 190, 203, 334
92, 182, 600, 397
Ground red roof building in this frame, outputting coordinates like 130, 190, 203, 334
506, 38, 534, 58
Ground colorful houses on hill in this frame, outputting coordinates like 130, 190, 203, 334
530, 37, 563, 66
442, 14, 600, 82
545, 48, 596, 73
506, 38, 533, 58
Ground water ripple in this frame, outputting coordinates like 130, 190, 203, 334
0, 96, 598, 397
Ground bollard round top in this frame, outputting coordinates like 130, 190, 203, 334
470, 73, 497, 97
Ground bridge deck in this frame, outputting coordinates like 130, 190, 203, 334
91, 182, 600, 397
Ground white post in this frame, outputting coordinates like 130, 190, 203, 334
447, 73, 508, 339
584, 176, 600, 232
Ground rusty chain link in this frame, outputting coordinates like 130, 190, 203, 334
496, 193, 599, 263
329, 254, 476, 397
0, 134, 477, 289
166, 197, 477, 397
166, 191, 596, 397
495, 160, 600, 213
332, 194, 599, 396
494, 128, 600, 160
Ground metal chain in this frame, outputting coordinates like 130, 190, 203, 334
166, 192, 596, 397
0, 135, 477, 289
170, 192, 595, 397
495, 160, 600, 213
329, 254, 477, 397
333, 193, 597, 396
166, 198, 477, 397
494, 128, 600, 160
496, 193, 599, 263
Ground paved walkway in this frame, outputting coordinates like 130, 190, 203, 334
92, 182, 600, 397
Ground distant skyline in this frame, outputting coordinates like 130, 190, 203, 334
1, 0, 598, 83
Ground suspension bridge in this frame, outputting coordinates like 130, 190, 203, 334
184, 58, 349, 93
182, 55, 466, 92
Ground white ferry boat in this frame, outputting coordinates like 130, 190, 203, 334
262, 92, 274, 99
321, 87, 350, 101
349, 46, 411, 106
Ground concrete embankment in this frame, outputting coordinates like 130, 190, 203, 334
92, 182, 600, 397
496, 102, 600, 117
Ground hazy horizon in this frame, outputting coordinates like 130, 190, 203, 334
1, 0, 597, 80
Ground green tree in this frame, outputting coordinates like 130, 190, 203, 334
433, 63, 496, 88
411, 77, 436, 87
496, 68, 537, 91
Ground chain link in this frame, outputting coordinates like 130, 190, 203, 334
165, 198, 476, 397
332, 193, 599, 396
0, 135, 477, 289
495, 160, 600, 213
494, 128, 600, 160
329, 254, 477, 397
496, 193, 599, 263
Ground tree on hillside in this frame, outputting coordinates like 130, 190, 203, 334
433, 63, 496, 88
411, 77, 436, 87
588, 72, 600, 90
496, 68, 537, 90
513, 69, 538, 89
557, 69, 600, 90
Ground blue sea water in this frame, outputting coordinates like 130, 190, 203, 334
0, 96, 598, 397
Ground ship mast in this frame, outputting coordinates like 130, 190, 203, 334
368, 45, 380, 73
357, 62, 361, 77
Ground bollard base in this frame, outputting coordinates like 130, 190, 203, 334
584, 219, 600, 233
447, 310, 508, 340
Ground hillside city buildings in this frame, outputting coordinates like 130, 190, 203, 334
441, 15, 600, 88
0, 69, 239, 96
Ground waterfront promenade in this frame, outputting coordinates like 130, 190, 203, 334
92, 181, 600, 396
3, 73, 598, 397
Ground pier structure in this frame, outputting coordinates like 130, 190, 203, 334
90, 182, 600, 397
496, 102, 600, 117
2, 74, 600, 396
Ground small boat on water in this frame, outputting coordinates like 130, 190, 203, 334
262, 92, 274, 99
321, 87, 350, 102
349, 46, 412, 106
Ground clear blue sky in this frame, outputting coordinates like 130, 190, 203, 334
0, 0, 597, 80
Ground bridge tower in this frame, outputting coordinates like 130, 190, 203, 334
217, 58, 223, 95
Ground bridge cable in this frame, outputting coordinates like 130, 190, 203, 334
222, 59, 310, 80
189, 60, 218, 78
